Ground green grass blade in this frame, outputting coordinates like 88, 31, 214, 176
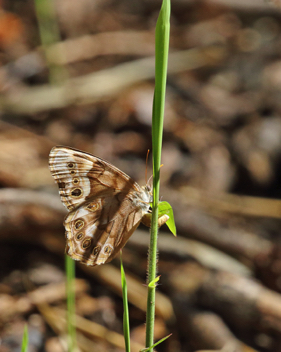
21, 324, 29, 352
152, 0, 170, 168
120, 253, 131, 352
145, 0, 170, 350
141, 333, 172, 352
34, 0, 66, 84
66, 255, 77, 352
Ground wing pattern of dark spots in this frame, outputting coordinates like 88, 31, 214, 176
71, 188, 83, 198
75, 219, 84, 230
75, 232, 84, 241
93, 246, 100, 255
82, 238, 92, 249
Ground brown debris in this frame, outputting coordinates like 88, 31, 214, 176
2, 0, 281, 351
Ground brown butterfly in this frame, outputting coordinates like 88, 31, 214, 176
49, 146, 168, 266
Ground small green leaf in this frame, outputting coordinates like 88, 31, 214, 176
140, 333, 172, 352
158, 201, 176, 236
148, 275, 160, 288
21, 325, 29, 352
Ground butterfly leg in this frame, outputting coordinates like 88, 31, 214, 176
141, 213, 169, 228
157, 214, 169, 227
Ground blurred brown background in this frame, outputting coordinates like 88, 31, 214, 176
1, 0, 281, 351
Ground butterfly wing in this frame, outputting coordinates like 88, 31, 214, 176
64, 195, 143, 265
49, 146, 151, 265
49, 146, 140, 211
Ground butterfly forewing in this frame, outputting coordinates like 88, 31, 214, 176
49, 146, 151, 266
49, 146, 141, 210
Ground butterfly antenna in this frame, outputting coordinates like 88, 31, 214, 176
145, 149, 150, 185
148, 174, 153, 188
147, 164, 162, 189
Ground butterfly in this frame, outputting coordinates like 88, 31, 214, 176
49, 146, 168, 266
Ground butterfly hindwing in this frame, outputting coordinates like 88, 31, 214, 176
64, 196, 143, 265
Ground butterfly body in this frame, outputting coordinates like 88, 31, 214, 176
49, 146, 152, 266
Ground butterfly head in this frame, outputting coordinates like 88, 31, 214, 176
141, 184, 153, 207
144, 183, 152, 195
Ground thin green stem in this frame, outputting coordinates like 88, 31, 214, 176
145, 0, 170, 350
34, 0, 66, 84
66, 255, 77, 352
34, 1, 75, 350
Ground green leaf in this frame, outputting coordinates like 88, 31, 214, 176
21, 325, 29, 352
140, 333, 172, 352
121, 254, 131, 352
148, 275, 160, 288
158, 201, 176, 236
